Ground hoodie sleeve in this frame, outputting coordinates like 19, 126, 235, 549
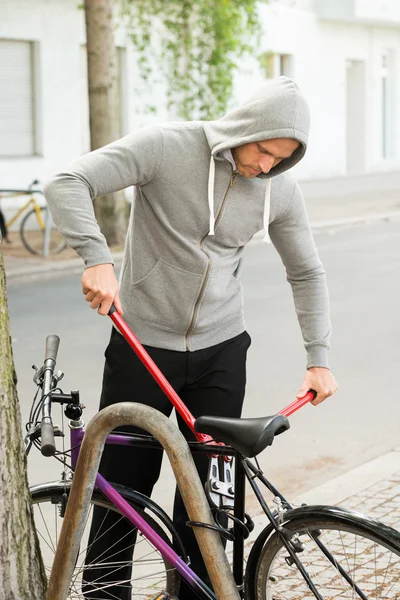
43, 126, 163, 267
269, 180, 332, 369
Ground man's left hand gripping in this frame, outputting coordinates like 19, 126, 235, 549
297, 367, 339, 406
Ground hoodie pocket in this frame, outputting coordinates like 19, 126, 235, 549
195, 269, 242, 333
130, 260, 202, 334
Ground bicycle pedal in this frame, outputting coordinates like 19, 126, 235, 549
151, 594, 178, 600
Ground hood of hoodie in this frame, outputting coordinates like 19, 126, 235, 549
202, 77, 310, 242
202, 76, 310, 179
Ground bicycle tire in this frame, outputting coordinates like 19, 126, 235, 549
20, 206, 67, 255
31, 483, 181, 599
247, 506, 400, 599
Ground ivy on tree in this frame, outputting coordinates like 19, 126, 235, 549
120, 0, 262, 120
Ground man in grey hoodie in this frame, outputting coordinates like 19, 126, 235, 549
44, 76, 338, 599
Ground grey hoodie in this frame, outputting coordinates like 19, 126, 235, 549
44, 76, 331, 368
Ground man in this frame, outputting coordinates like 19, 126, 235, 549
44, 76, 338, 599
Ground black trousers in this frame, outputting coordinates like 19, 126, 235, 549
83, 328, 251, 599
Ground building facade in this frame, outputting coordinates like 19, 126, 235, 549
0, 0, 399, 219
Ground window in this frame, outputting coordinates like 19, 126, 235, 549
0, 39, 39, 156
260, 51, 293, 79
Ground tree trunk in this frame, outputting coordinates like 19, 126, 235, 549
85, 0, 127, 247
0, 254, 47, 599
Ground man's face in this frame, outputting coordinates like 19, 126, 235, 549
231, 138, 300, 179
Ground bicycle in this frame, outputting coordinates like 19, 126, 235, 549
0, 179, 66, 255
25, 307, 400, 599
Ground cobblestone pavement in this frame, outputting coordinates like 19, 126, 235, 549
243, 460, 400, 545
343, 469, 400, 530
227, 462, 400, 598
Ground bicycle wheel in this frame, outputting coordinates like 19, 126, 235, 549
249, 507, 400, 599
31, 484, 180, 599
20, 206, 66, 255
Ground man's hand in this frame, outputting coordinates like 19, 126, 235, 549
297, 367, 338, 406
81, 264, 123, 316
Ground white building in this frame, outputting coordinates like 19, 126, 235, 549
0, 0, 399, 215
257, 0, 400, 179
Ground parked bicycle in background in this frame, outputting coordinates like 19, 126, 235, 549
0, 179, 66, 256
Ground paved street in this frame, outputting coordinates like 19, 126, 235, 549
7, 218, 400, 514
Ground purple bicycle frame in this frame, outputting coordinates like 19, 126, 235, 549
70, 425, 217, 600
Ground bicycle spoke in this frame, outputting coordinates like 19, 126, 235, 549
78, 512, 128, 559
32, 491, 178, 600
259, 520, 400, 599
337, 529, 355, 595
35, 503, 57, 553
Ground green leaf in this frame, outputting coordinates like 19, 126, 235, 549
118, 0, 265, 119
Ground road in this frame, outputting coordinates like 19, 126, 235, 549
7, 218, 400, 514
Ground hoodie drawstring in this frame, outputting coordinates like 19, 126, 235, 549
208, 156, 216, 235
263, 178, 271, 243
208, 155, 271, 243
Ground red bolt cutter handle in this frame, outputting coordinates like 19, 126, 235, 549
108, 305, 316, 442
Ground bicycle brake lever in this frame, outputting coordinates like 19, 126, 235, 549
32, 364, 44, 385
54, 370, 64, 384
25, 423, 65, 445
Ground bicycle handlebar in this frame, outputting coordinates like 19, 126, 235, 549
40, 334, 60, 456
41, 420, 56, 457
27, 179, 40, 192
45, 334, 60, 362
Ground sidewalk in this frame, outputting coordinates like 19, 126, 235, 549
299, 169, 400, 228
224, 447, 400, 589
248, 447, 400, 541
234, 448, 400, 596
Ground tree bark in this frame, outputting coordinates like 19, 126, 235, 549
0, 253, 47, 599
85, 0, 127, 247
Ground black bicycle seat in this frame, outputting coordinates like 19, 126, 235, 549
194, 414, 290, 458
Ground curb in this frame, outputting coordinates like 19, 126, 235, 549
295, 446, 400, 506
310, 210, 400, 233
4, 252, 124, 281
4, 210, 400, 280
251, 210, 400, 243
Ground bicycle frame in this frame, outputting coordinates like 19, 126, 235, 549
42, 408, 400, 600
4, 195, 37, 228
56, 309, 313, 599
45, 308, 316, 599
69, 421, 241, 600
0, 185, 47, 231
61, 399, 316, 600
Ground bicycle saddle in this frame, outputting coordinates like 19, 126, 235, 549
194, 414, 290, 458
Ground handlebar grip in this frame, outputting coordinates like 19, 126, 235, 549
45, 335, 60, 362
41, 420, 56, 457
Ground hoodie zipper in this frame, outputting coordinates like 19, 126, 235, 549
185, 170, 238, 350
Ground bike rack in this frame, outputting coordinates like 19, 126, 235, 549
46, 402, 241, 600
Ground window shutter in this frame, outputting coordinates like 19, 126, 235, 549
0, 39, 35, 156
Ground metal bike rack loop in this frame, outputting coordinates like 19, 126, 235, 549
46, 402, 240, 600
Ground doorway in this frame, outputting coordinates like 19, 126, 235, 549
346, 59, 366, 174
